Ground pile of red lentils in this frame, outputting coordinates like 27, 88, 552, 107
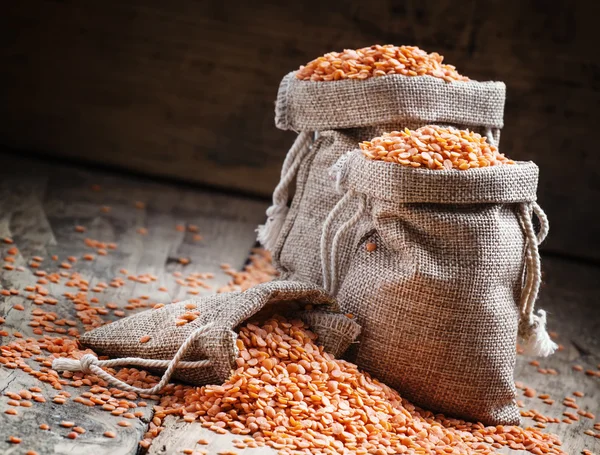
360, 126, 514, 170
158, 316, 566, 455
296, 45, 469, 82
1, 193, 598, 455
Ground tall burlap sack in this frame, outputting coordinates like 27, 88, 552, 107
320, 150, 556, 425
52, 281, 360, 394
258, 72, 506, 287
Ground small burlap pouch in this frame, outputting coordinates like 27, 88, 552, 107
257, 72, 506, 287
319, 150, 556, 425
52, 281, 361, 394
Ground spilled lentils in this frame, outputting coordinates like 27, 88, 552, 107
157, 316, 566, 455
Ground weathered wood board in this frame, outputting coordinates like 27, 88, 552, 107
149, 258, 600, 454
0, 0, 599, 260
149, 417, 277, 455
499, 257, 600, 454
0, 152, 267, 454
0, 152, 598, 455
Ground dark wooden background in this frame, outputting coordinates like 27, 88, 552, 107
0, 0, 598, 262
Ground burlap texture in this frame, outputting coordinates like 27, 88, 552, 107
271, 72, 506, 287
276, 72, 506, 131
330, 151, 539, 425
80, 281, 361, 386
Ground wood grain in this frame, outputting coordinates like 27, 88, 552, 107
0, 0, 598, 260
145, 257, 600, 455
0, 152, 598, 454
0, 152, 267, 454
502, 257, 600, 454
148, 416, 277, 455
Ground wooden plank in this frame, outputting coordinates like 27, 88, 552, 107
0, 152, 597, 454
500, 257, 600, 454
146, 257, 599, 455
0, 152, 267, 454
149, 417, 277, 455
0, 0, 599, 260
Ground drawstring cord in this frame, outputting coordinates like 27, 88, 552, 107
257, 132, 313, 252
321, 153, 367, 295
328, 195, 367, 295
485, 127, 496, 147
52, 323, 214, 395
517, 202, 557, 357
320, 191, 354, 293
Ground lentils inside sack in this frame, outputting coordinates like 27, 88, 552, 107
360, 126, 515, 170
296, 45, 469, 82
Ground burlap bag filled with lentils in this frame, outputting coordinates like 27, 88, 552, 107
319, 149, 555, 425
53, 281, 360, 394
258, 71, 506, 287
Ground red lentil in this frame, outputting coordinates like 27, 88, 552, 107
365, 242, 377, 252
524, 387, 536, 398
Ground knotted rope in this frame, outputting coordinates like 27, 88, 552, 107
517, 202, 556, 357
52, 323, 214, 394
257, 131, 314, 251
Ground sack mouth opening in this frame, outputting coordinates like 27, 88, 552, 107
341, 152, 539, 204
276, 71, 506, 132
286, 70, 506, 87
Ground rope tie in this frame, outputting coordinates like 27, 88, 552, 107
517, 202, 557, 357
320, 153, 368, 295
328, 195, 367, 295
257, 131, 314, 251
485, 127, 496, 147
320, 191, 353, 292
52, 323, 214, 395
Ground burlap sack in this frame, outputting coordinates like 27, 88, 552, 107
258, 72, 506, 288
319, 150, 556, 425
52, 281, 360, 394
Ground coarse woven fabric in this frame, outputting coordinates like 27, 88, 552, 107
270, 71, 505, 287
80, 280, 361, 386
331, 151, 540, 425
275, 72, 506, 131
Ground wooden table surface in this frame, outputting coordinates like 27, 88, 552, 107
0, 152, 598, 455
